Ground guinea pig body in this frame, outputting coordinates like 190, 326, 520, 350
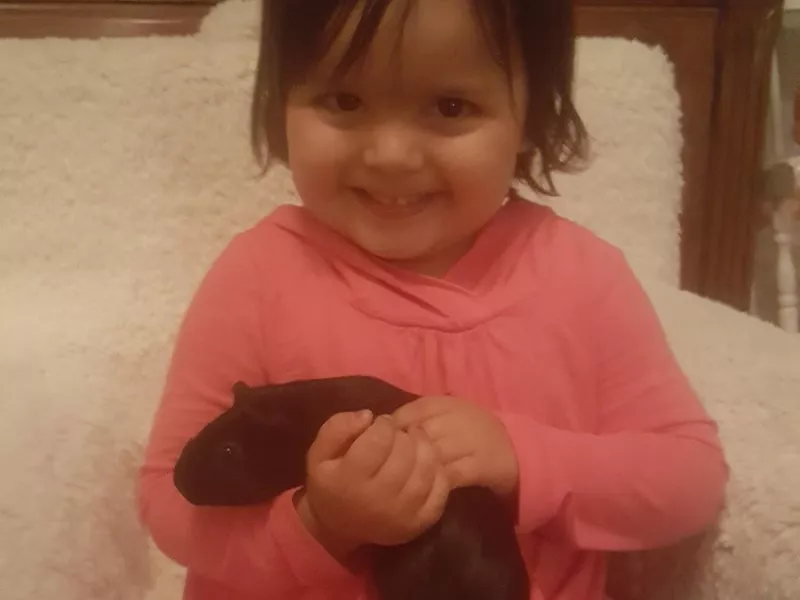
373, 485, 529, 600
173, 375, 530, 600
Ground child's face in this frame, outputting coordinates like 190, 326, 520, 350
285, 0, 528, 276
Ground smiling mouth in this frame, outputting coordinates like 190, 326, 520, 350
353, 188, 437, 218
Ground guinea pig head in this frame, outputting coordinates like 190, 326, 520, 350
173, 394, 309, 506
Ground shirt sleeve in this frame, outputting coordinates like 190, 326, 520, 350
136, 232, 364, 597
498, 246, 729, 551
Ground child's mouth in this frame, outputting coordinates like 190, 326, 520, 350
353, 188, 434, 218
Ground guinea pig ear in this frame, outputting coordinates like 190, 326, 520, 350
231, 381, 253, 405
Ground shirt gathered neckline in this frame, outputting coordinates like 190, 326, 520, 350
268, 198, 555, 332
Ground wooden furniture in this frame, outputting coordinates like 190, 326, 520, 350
0, 0, 783, 313
795, 85, 800, 145
574, 0, 782, 313
759, 161, 799, 333
772, 189, 799, 333
765, 1, 800, 332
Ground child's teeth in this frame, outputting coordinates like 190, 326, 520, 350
374, 195, 419, 206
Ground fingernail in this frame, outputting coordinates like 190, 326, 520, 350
356, 410, 373, 423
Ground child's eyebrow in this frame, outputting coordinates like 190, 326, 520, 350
437, 82, 491, 97
432, 72, 512, 98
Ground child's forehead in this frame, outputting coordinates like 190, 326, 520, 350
317, 0, 509, 84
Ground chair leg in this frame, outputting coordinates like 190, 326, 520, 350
794, 82, 800, 146
774, 201, 799, 333
770, 50, 785, 162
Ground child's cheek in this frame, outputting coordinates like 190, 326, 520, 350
287, 108, 342, 167
286, 107, 351, 198
434, 126, 521, 205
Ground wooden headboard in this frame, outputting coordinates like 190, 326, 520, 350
0, 0, 783, 311
575, 0, 782, 312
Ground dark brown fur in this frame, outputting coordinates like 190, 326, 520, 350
174, 375, 529, 600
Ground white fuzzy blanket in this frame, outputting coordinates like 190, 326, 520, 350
0, 1, 797, 599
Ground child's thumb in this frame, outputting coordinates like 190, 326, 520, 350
308, 410, 373, 465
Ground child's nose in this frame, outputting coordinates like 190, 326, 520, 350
362, 124, 424, 173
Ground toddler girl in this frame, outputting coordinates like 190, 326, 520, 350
138, 0, 729, 598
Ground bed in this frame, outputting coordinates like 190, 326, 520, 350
0, 0, 783, 312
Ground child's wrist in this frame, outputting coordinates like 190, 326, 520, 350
294, 490, 360, 560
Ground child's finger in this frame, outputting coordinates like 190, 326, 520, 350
343, 415, 397, 478
412, 413, 453, 441
392, 396, 451, 430
372, 429, 417, 493
427, 432, 471, 465
415, 466, 451, 531
307, 410, 373, 466
444, 456, 480, 489
398, 429, 440, 511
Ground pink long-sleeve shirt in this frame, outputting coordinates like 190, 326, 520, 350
138, 197, 728, 600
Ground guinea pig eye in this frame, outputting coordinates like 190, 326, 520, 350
219, 441, 244, 461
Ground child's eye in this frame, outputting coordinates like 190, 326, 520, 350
436, 97, 472, 118
322, 92, 363, 113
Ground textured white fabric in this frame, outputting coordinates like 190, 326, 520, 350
0, 1, 797, 599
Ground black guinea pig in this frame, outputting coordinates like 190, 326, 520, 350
173, 375, 530, 600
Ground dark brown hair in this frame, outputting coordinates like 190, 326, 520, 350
251, 0, 589, 197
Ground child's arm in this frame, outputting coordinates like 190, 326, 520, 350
499, 247, 729, 551
137, 234, 363, 597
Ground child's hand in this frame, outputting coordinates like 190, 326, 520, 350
392, 397, 519, 498
298, 410, 451, 558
